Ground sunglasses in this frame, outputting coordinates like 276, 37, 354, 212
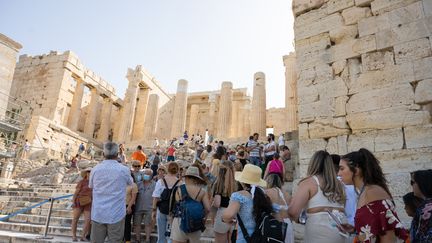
410, 180, 416, 186
133, 165, 141, 168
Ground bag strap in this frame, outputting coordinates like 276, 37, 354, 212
168, 180, 181, 215
195, 187, 202, 200
237, 214, 251, 243
277, 188, 288, 207
162, 178, 169, 189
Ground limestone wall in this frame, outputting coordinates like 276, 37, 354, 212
293, 0, 432, 223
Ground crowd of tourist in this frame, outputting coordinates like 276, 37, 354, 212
70, 132, 432, 243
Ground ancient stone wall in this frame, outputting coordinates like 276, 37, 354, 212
293, 0, 432, 223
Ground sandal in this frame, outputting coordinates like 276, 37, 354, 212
72, 237, 78, 242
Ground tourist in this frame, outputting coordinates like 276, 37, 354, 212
265, 173, 293, 243
134, 169, 156, 243
67, 154, 80, 173
131, 160, 145, 183
124, 172, 138, 243
235, 150, 248, 169
202, 163, 216, 186
338, 148, 408, 242
71, 166, 92, 242
118, 143, 127, 164
151, 151, 161, 177
210, 146, 224, 177
212, 160, 236, 243
222, 164, 271, 243
278, 133, 285, 150
183, 131, 188, 141
246, 133, 261, 166
402, 192, 423, 218
155, 165, 167, 182
170, 166, 211, 243
21, 139, 30, 159
200, 145, 214, 168
89, 142, 133, 243
409, 169, 432, 242
167, 144, 176, 162
288, 150, 346, 243
64, 142, 71, 163
78, 142, 85, 155
208, 134, 214, 145
87, 143, 95, 160
152, 162, 181, 243
153, 137, 159, 147
263, 133, 277, 173
263, 153, 285, 181
178, 135, 185, 146
131, 145, 147, 169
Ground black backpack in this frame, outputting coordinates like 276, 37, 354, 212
157, 179, 180, 215
237, 212, 287, 243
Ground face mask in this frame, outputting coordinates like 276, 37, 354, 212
143, 175, 151, 181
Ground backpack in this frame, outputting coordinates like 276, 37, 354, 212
237, 212, 287, 243
157, 179, 180, 215
178, 184, 206, 233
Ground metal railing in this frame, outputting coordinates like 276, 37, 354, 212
0, 193, 73, 239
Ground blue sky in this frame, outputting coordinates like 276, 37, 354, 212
0, 0, 294, 108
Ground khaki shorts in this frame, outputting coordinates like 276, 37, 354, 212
134, 210, 152, 225
170, 217, 202, 242
214, 207, 231, 233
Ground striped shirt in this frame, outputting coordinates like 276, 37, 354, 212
89, 159, 133, 224
247, 140, 260, 157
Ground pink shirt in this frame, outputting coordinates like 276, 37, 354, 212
268, 159, 283, 174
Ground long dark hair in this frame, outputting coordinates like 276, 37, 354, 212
244, 183, 272, 222
412, 169, 432, 198
341, 148, 391, 197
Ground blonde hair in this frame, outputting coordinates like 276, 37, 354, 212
212, 160, 236, 197
306, 150, 345, 204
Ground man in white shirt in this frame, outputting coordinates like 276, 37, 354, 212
89, 142, 133, 243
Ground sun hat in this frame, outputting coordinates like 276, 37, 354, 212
235, 164, 267, 187
184, 166, 204, 181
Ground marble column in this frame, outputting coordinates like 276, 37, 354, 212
143, 94, 159, 140
170, 79, 188, 138
67, 79, 85, 131
284, 53, 298, 132
118, 80, 140, 143
242, 101, 251, 137
84, 88, 99, 137
189, 104, 200, 135
98, 97, 112, 142
217, 82, 233, 139
251, 72, 266, 137
207, 93, 217, 136
230, 100, 240, 138
133, 87, 150, 140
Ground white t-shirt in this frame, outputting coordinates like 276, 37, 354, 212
278, 135, 285, 146
264, 141, 276, 157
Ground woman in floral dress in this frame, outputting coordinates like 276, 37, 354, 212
410, 169, 432, 242
338, 148, 408, 242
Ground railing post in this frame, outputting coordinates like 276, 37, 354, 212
36, 197, 54, 239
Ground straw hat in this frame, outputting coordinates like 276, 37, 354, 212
184, 166, 204, 182
235, 164, 266, 187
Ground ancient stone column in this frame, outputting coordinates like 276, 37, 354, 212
133, 87, 150, 140
170, 79, 188, 138
242, 101, 251, 137
118, 79, 140, 143
189, 104, 200, 135
283, 53, 298, 132
230, 100, 240, 138
143, 94, 159, 140
83, 88, 99, 137
98, 97, 112, 142
67, 79, 85, 131
251, 72, 267, 137
217, 82, 233, 139
207, 93, 217, 136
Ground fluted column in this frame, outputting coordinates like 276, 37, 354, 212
67, 79, 85, 131
143, 94, 159, 140
189, 104, 199, 135
98, 97, 112, 142
284, 53, 298, 132
251, 72, 266, 137
230, 101, 240, 138
118, 80, 139, 143
84, 88, 99, 137
170, 79, 188, 138
133, 87, 150, 140
207, 93, 217, 136
217, 82, 233, 139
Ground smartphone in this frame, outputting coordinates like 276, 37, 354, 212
326, 209, 349, 238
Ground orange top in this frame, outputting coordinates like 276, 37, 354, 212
131, 151, 147, 166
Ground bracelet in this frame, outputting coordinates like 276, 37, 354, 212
152, 208, 157, 211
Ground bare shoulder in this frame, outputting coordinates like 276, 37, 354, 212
365, 185, 391, 202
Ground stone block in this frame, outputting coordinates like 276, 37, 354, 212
358, 15, 391, 37
298, 85, 319, 104
295, 7, 328, 27
335, 95, 348, 117
324, 77, 349, 98
297, 67, 316, 86
404, 124, 432, 149
327, 0, 355, 14
376, 147, 432, 173
342, 6, 372, 25
299, 98, 335, 122
329, 25, 358, 44
424, 0, 432, 17
308, 117, 350, 139
371, 0, 418, 15
332, 59, 346, 75
295, 13, 344, 40
355, 0, 373, 7
394, 38, 432, 65
337, 135, 348, 154
386, 172, 411, 197
296, 49, 331, 70
415, 79, 432, 104
388, 1, 425, 28
330, 35, 376, 62
375, 128, 404, 152
361, 50, 395, 71
299, 138, 327, 159
413, 56, 432, 81
293, 0, 326, 17
314, 63, 334, 83
326, 137, 339, 154
296, 33, 331, 54
346, 106, 430, 131
299, 123, 310, 140
347, 130, 376, 152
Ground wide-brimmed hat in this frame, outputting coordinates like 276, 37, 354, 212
184, 166, 204, 181
235, 164, 266, 187
82, 167, 92, 172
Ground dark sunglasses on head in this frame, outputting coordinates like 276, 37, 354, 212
410, 180, 416, 185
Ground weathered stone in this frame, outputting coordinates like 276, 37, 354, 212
327, 0, 355, 14
295, 13, 344, 40
329, 25, 358, 44
337, 135, 348, 154
330, 35, 376, 62
295, 7, 328, 26
361, 50, 394, 71
298, 85, 319, 104
293, 0, 326, 17
217, 81, 233, 138
299, 123, 310, 140
308, 117, 350, 138
371, 0, 418, 15
413, 56, 432, 81
326, 137, 339, 154
405, 124, 432, 149
355, 0, 373, 7
324, 77, 348, 97
388, 1, 425, 28
358, 15, 391, 37
386, 172, 411, 197
299, 138, 327, 159
314, 63, 334, 83
375, 128, 404, 152
342, 6, 372, 25
376, 147, 432, 173
298, 97, 335, 122
415, 79, 432, 104
332, 59, 346, 75
394, 38, 431, 64
347, 130, 376, 152
424, 0, 432, 17
297, 67, 316, 86
335, 95, 348, 117
251, 72, 267, 137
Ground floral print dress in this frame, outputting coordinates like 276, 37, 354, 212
411, 198, 432, 242
355, 199, 408, 242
